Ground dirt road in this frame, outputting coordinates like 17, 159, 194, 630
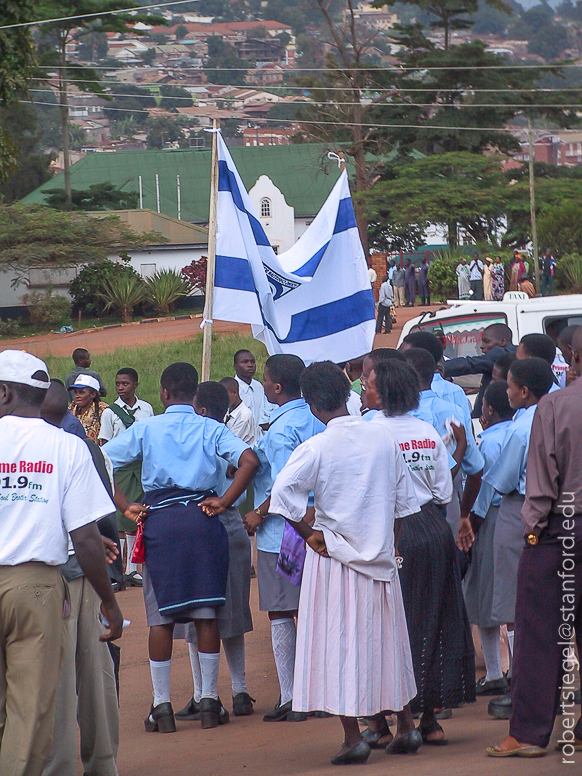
1, 305, 441, 358
112, 584, 575, 776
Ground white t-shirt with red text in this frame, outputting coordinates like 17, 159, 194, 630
0, 416, 114, 566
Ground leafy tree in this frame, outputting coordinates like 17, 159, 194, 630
77, 31, 109, 61
103, 83, 156, 125
144, 269, 192, 315
146, 115, 188, 149
140, 47, 157, 66
68, 122, 87, 150
0, 205, 149, 284
36, 1, 165, 205
0, 1, 37, 179
99, 273, 146, 322
69, 257, 141, 316
538, 202, 582, 257
159, 84, 193, 110
44, 182, 139, 211
204, 36, 251, 85
175, 24, 188, 39
426, 249, 467, 302
182, 256, 207, 293
0, 103, 54, 203
22, 288, 71, 328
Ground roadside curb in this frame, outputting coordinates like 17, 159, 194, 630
58, 313, 203, 337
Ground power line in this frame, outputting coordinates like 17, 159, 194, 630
20, 100, 569, 133
0, 1, 199, 31
32, 62, 582, 72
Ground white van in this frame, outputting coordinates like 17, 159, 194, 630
398, 292, 582, 359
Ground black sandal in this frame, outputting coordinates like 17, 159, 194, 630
420, 721, 448, 746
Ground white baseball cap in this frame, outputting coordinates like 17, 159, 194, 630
0, 350, 50, 389
70, 373, 100, 392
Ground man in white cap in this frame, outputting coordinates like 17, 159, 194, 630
0, 350, 124, 776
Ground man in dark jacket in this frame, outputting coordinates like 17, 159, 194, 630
444, 323, 516, 418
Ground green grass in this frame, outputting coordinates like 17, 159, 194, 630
44, 333, 269, 414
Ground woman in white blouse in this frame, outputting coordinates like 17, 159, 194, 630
269, 361, 419, 765
363, 358, 476, 749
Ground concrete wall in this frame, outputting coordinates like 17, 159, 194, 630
248, 175, 296, 254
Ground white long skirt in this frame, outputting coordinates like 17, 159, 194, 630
292, 550, 417, 717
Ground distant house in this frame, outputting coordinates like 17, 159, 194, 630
23, 144, 346, 251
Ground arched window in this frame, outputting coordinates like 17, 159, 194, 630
260, 197, 271, 218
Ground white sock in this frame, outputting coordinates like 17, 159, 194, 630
507, 629, 514, 660
270, 618, 296, 706
479, 626, 503, 681
199, 652, 220, 700
222, 635, 247, 696
119, 536, 126, 563
125, 534, 140, 575
149, 659, 171, 707
188, 642, 203, 703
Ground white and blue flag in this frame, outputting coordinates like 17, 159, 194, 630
212, 134, 375, 364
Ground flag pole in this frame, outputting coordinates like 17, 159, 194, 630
201, 118, 220, 382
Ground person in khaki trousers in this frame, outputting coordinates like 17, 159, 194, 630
0, 351, 124, 776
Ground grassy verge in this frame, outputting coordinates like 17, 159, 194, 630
44, 333, 269, 414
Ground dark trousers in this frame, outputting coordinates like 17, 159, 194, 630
375, 303, 392, 333
541, 275, 554, 296
418, 281, 430, 305
470, 278, 483, 300
405, 280, 416, 305
509, 520, 582, 748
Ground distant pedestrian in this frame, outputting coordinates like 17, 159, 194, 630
510, 252, 526, 292
64, 348, 107, 397
540, 249, 556, 296
469, 254, 484, 300
392, 264, 406, 307
483, 257, 493, 301
368, 264, 377, 286
375, 275, 393, 333
491, 256, 505, 300
418, 257, 430, 305
519, 274, 536, 298
456, 258, 471, 299
404, 259, 416, 306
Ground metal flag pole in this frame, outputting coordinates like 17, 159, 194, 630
201, 118, 220, 382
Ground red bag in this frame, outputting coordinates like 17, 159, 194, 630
130, 521, 146, 564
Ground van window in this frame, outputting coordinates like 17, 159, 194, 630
416, 312, 508, 359
544, 315, 582, 339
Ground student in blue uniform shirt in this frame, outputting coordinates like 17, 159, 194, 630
403, 348, 484, 549
243, 354, 325, 723
463, 380, 515, 699
482, 357, 554, 711
103, 362, 259, 735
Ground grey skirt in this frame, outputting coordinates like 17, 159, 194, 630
463, 504, 501, 627
257, 549, 300, 613
143, 565, 216, 627
175, 507, 253, 640
491, 492, 525, 624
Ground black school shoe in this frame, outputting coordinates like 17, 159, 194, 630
200, 697, 230, 729
175, 697, 201, 721
263, 699, 307, 722
233, 692, 255, 716
144, 702, 176, 733
476, 676, 509, 696
488, 694, 512, 720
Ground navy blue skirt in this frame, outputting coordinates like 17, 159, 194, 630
143, 487, 229, 621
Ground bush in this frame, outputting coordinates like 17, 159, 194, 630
538, 201, 582, 257
429, 249, 467, 302
182, 256, 207, 293
99, 274, 146, 323
556, 253, 582, 293
22, 289, 71, 329
144, 269, 192, 315
0, 318, 20, 336
69, 258, 141, 317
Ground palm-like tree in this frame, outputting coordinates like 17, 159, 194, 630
144, 269, 192, 316
100, 274, 145, 323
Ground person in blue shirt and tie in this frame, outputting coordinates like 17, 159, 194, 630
243, 354, 325, 723
463, 380, 515, 698
103, 363, 259, 735
482, 358, 554, 721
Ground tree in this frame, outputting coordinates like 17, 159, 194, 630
0, 204, 150, 284
159, 84, 193, 110
103, 84, 156, 125
175, 24, 188, 39
36, 1, 165, 206
538, 202, 582, 257
43, 182, 139, 211
140, 47, 157, 66
69, 257, 141, 316
146, 115, 188, 149
204, 36, 251, 85
0, 103, 54, 203
77, 30, 109, 61
0, 1, 37, 180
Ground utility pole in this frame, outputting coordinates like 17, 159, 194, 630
528, 117, 541, 295
201, 118, 220, 382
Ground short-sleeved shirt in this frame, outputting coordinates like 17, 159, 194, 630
552, 350, 568, 389
253, 398, 325, 553
98, 396, 154, 442
0, 417, 114, 566
431, 373, 484, 475
372, 412, 453, 507
472, 420, 513, 518
103, 404, 248, 493
235, 376, 273, 433
225, 400, 257, 445
483, 404, 536, 496
469, 260, 484, 280
269, 415, 420, 582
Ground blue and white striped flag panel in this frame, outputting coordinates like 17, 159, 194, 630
212, 133, 375, 364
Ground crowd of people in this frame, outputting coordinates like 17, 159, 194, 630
0, 317, 581, 775
456, 249, 556, 301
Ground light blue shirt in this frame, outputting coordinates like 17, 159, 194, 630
472, 420, 513, 518
431, 373, 484, 476
103, 404, 249, 494
483, 404, 536, 496
253, 398, 324, 553
513, 381, 560, 421
362, 409, 379, 421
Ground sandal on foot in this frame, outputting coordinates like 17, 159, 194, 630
486, 743, 546, 758
420, 721, 448, 746
385, 729, 422, 754
361, 725, 393, 749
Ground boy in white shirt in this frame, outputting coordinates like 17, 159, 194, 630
233, 350, 273, 436
220, 377, 257, 445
